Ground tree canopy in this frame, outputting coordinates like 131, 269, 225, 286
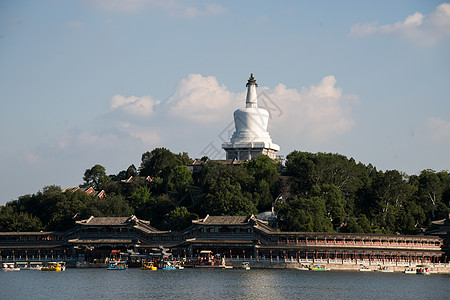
0, 148, 448, 234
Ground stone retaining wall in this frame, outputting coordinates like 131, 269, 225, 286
229, 260, 450, 273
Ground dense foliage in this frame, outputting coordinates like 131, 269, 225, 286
0, 148, 448, 234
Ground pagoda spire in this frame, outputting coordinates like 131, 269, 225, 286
245, 73, 258, 108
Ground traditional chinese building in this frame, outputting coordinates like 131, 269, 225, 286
222, 74, 280, 160
0, 215, 445, 266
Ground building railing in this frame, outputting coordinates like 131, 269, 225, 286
275, 240, 441, 250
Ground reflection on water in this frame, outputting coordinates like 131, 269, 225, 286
1, 268, 449, 299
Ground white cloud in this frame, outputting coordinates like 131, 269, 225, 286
169, 74, 357, 144
87, 0, 227, 18
168, 74, 240, 123
426, 117, 450, 143
267, 76, 357, 143
117, 122, 161, 146
350, 3, 450, 45
108, 94, 160, 116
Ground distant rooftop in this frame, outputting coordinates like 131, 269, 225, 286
76, 215, 147, 226
192, 215, 252, 225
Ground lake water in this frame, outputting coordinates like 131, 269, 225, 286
1, 268, 449, 299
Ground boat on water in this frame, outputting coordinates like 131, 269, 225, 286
309, 265, 329, 271
107, 261, 127, 270
15, 262, 28, 270
417, 268, 431, 275
174, 261, 184, 269
359, 266, 372, 272
241, 262, 250, 270
195, 262, 233, 269
141, 261, 157, 271
2, 263, 20, 271
194, 250, 233, 269
15, 262, 43, 270
376, 267, 393, 273
403, 268, 416, 274
161, 261, 177, 270
41, 262, 66, 271
28, 262, 43, 270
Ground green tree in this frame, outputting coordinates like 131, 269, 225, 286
82, 194, 133, 218
340, 217, 363, 233
0, 206, 43, 232
140, 148, 188, 178
244, 155, 281, 211
199, 162, 257, 216
414, 170, 448, 220
82, 164, 110, 190
165, 207, 198, 231
277, 195, 333, 232
130, 186, 154, 209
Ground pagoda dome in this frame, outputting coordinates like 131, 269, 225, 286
222, 74, 280, 161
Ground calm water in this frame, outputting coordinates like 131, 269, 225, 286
1, 268, 449, 299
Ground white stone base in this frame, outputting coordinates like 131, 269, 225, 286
222, 142, 280, 160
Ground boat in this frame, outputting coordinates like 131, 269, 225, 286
376, 267, 393, 273
15, 262, 28, 270
194, 251, 233, 269
28, 262, 43, 270
107, 261, 127, 270
309, 265, 329, 271
417, 268, 431, 275
241, 261, 250, 270
161, 261, 177, 270
403, 268, 416, 274
2, 263, 20, 271
41, 262, 65, 271
359, 266, 372, 272
15, 261, 43, 270
141, 261, 157, 271
174, 261, 184, 269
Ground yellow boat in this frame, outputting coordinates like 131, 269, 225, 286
41, 262, 65, 271
141, 261, 157, 271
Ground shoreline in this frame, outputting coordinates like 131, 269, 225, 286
67, 259, 450, 273
226, 260, 450, 273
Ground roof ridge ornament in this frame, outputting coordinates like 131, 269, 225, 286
246, 73, 258, 87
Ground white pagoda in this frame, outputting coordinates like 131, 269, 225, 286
222, 74, 280, 160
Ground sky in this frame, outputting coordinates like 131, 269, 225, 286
1, 0, 449, 205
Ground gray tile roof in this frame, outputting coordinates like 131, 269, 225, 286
193, 215, 249, 225
76, 216, 135, 226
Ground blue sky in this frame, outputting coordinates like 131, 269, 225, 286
1, 0, 449, 205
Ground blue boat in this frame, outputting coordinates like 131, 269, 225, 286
161, 262, 177, 270
107, 261, 127, 270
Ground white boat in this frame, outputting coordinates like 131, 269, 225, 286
172, 261, 184, 269
15, 262, 28, 270
403, 269, 416, 274
241, 262, 250, 270
359, 266, 372, 272
14, 261, 43, 270
376, 267, 393, 273
2, 263, 20, 271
